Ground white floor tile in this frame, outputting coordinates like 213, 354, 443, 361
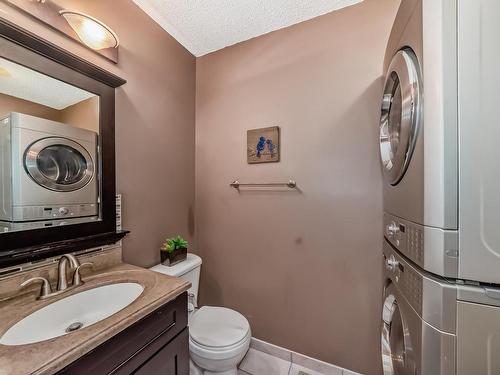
291, 352, 343, 375
239, 348, 291, 375
250, 337, 292, 362
342, 370, 363, 375
289, 363, 330, 375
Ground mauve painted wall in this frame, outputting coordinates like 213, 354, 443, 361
0, 0, 196, 266
195, 0, 399, 373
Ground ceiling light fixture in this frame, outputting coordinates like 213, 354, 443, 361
0, 67, 11, 78
59, 10, 119, 50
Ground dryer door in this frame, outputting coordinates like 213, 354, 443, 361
380, 49, 422, 186
24, 137, 95, 192
381, 284, 416, 375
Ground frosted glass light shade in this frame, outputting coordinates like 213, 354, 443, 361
0, 67, 11, 78
59, 11, 119, 50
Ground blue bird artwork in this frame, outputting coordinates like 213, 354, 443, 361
247, 126, 280, 164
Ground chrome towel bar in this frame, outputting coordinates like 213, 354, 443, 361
230, 180, 297, 189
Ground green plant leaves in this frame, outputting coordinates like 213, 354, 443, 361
161, 235, 188, 253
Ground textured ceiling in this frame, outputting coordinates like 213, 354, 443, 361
133, 0, 364, 56
0, 58, 95, 110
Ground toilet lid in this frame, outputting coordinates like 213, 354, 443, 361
189, 306, 250, 348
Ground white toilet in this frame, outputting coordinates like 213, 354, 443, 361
150, 253, 251, 375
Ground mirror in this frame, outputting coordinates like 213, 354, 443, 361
0, 56, 101, 233
0, 20, 125, 263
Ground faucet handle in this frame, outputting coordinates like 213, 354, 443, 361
72, 262, 93, 286
21, 277, 53, 299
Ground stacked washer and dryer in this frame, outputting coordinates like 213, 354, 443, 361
380, 0, 500, 374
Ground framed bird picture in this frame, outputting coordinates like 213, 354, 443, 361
247, 126, 280, 164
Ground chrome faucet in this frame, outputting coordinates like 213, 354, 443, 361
57, 254, 80, 291
57, 254, 93, 291
21, 254, 93, 300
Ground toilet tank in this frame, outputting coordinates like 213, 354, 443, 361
149, 253, 202, 308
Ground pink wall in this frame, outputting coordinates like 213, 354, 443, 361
195, 0, 399, 373
0, 0, 196, 266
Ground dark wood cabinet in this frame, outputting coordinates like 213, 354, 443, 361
58, 292, 189, 375
134, 329, 189, 375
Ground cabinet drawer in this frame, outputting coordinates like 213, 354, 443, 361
58, 292, 187, 374
134, 328, 189, 375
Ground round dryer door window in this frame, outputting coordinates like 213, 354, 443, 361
380, 49, 422, 186
24, 137, 94, 192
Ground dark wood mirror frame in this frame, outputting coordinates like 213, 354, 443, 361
0, 18, 127, 268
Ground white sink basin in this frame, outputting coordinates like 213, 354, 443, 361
0, 282, 144, 346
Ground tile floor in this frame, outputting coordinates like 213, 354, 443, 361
237, 338, 362, 375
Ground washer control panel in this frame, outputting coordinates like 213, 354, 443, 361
12, 204, 98, 222
383, 241, 423, 315
383, 238, 458, 333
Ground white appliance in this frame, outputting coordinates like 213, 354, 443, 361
0, 112, 98, 226
380, 0, 500, 285
382, 241, 500, 375
150, 254, 251, 375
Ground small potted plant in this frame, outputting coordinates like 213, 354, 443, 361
161, 235, 188, 266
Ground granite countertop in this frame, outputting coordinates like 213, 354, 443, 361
0, 263, 190, 375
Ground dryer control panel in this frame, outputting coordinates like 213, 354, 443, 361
384, 212, 458, 278
385, 217, 424, 264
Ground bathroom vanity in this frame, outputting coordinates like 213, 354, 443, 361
58, 293, 189, 374
0, 253, 191, 374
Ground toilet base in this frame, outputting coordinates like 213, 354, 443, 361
190, 359, 237, 375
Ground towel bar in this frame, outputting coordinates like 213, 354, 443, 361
230, 180, 297, 189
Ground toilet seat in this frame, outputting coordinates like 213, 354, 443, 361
189, 306, 251, 360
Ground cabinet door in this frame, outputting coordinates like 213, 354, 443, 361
458, 0, 500, 284
457, 301, 500, 374
134, 328, 189, 375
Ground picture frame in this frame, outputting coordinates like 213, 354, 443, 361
247, 126, 280, 164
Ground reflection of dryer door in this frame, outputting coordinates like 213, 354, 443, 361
380, 49, 422, 186
24, 137, 94, 192
381, 285, 415, 375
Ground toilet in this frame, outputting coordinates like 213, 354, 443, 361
150, 253, 251, 375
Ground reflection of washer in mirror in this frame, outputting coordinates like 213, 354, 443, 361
380, 48, 422, 186
0, 112, 99, 228
24, 137, 94, 192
